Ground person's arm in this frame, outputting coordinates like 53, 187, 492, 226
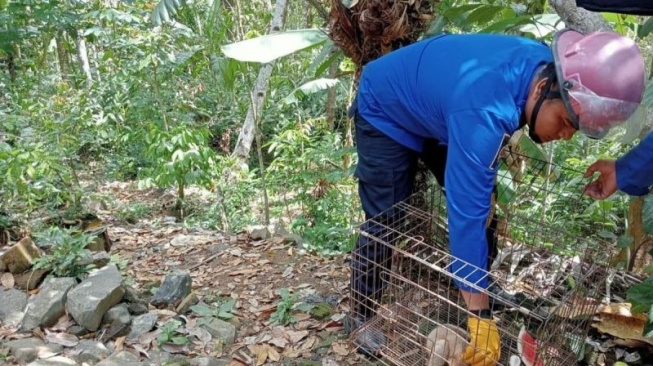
584, 133, 653, 199
616, 132, 653, 195
446, 109, 504, 366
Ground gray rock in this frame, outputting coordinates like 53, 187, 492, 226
143, 349, 170, 364
127, 312, 157, 341
0, 288, 28, 327
21, 277, 76, 331
200, 319, 236, 345
96, 351, 143, 366
122, 286, 147, 304
208, 244, 228, 254
5, 338, 64, 364
26, 356, 77, 365
78, 252, 111, 268
66, 264, 125, 331
66, 325, 88, 337
71, 340, 110, 365
248, 225, 270, 240
102, 303, 131, 326
150, 270, 191, 308
127, 302, 148, 315
190, 357, 228, 366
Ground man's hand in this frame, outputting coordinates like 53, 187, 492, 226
462, 318, 500, 366
583, 159, 618, 199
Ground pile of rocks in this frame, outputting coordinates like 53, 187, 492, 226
0, 235, 234, 366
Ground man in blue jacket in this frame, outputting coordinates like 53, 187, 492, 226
349, 29, 646, 365
584, 133, 652, 198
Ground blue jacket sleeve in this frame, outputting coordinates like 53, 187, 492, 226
616, 132, 653, 196
445, 109, 509, 293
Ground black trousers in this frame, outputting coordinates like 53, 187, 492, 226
350, 111, 499, 320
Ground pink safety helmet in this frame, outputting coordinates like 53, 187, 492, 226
552, 29, 646, 139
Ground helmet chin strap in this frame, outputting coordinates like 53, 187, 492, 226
525, 77, 561, 144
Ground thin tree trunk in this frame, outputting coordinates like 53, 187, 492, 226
75, 33, 93, 88
325, 47, 339, 131
549, 0, 610, 33
231, 0, 289, 169
55, 33, 71, 82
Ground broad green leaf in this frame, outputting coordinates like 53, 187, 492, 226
284, 78, 339, 104
442, 4, 483, 21
638, 17, 653, 38
496, 166, 516, 205
221, 29, 328, 63
217, 311, 234, 320
645, 305, 653, 338
617, 234, 634, 249
465, 5, 504, 25
627, 276, 653, 313
190, 304, 215, 317
642, 80, 653, 108
151, 0, 187, 26
643, 194, 653, 235
219, 298, 236, 312
518, 135, 549, 164
519, 14, 563, 38
480, 15, 532, 34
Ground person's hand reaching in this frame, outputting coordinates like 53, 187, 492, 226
462, 318, 500, 366
583, 159, 618, 199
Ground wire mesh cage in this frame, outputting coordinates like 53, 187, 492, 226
349, 150, 612, 366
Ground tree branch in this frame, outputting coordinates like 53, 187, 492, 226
305, 0, 329, 21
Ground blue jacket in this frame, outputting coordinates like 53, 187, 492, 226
617, 132, 653, 195
357, 34, 553, 292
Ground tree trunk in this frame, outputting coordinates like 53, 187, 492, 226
55, 32, 71, 82
325, 47, 339, 131
75, 32, 93, 88
611, 197, 646, 270
549, 0, 610, 33
231, 0, 289, 169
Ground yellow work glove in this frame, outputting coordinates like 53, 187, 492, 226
462, 318, 501, 366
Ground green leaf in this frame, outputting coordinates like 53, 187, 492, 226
171, 336, 190, 345
479, 15, 532, 34
519, 14, 562, 38
284, 78, 339, 104
496, 166, 515, 205
151, 0, 187, 26
638, 17, 653, 38
190, 304, 216, 317
518, 135, 548, 163
221, 29, 328, 63
219, 298, 236, 312
627, 276, 653, 314
617, 234, 634, 249
465, 5, 504, 25
644, 305, 653, 338
217, 311, 234, 320
643, 194, 653, 235
442, 4, 483, 21
642, 80, 653, 108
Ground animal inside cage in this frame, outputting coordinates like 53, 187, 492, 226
349, 152, 612, 366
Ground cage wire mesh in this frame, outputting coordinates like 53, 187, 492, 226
349, 150, 612, 366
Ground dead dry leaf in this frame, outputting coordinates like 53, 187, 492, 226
160, 343, 188, 354
45, 332, 79, 347
269, 336, 288, 348
115, 336, 126, 351
332, 342, 350, 356
594, 312, 653, 346
132, 343, 150, 358
247, 344, 268, 366
267, 345, 280, 361
285, 330, 309, 344
1, 272, 15, 288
